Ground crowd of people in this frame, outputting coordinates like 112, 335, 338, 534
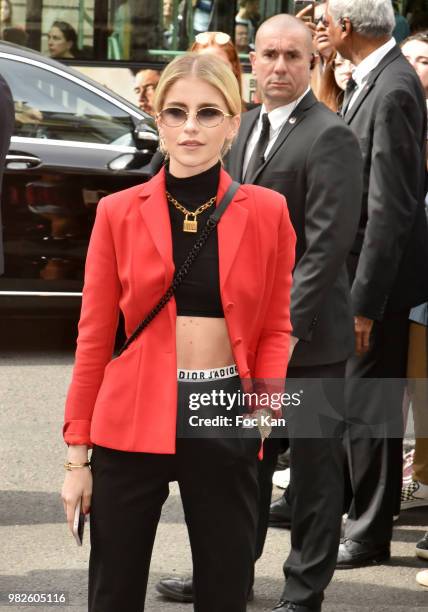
58, 0, 428, 610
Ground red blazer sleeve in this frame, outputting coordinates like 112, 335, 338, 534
254, 195, 296, 380
63, 198, 121, 446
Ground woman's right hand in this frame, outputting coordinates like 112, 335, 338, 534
62, 468, 92, 533
296, 3, 317, 35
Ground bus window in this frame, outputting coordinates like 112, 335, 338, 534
5, 1, 255, 62
1, 0, 96, 58
3, 1, 426, 74
106, 0, 238, 60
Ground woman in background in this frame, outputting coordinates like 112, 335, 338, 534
318, 52, 353, 112
0, 0, 28, 45
190, 30, 246, 109
48, 21, 78, 59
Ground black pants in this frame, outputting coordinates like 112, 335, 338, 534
344, 310, 409, 545
255, 362, 346, 610
89, 377, 259, 612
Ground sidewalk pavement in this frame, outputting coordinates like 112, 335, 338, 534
0, 351, 427, 611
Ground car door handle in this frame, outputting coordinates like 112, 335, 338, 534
6, 154, 42, 169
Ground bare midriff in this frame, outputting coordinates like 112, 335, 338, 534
176, 316, 234, 369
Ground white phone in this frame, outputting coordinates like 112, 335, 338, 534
72, 498, 85, 546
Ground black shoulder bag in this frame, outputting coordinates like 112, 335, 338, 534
117, 181, 241, 357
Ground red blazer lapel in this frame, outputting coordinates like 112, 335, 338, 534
138, 168, 174, 283
217, 168, 248, 290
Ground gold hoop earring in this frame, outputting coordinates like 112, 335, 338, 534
220, 140, 233, 163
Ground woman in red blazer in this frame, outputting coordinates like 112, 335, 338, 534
62, 53, 295, 612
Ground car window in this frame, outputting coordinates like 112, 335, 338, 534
0, 57, 135, 145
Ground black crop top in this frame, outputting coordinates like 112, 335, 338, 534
165, 162, 224, 317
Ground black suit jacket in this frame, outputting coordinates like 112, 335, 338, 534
227, 91, 363, 367
343, 44, 428, 319
0, 73, 14, 276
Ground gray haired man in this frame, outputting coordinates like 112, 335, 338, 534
326, 0, 428, 567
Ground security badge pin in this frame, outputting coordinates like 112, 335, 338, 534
289, 116, 297, 124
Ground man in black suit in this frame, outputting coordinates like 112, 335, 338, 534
326, 0, 428, 568
229, 14, 363, 612
156, 13, 363, 612
0, 73, 14, 276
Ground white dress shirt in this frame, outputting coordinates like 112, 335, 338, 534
347, 37, 396, 111
242, 87, 310, 179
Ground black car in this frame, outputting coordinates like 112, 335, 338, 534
0, 42, 158, 317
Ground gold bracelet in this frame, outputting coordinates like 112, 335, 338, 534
64, 461, 91, 471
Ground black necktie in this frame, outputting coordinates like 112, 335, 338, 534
244, 113, 271, 182
341, 76, 357, 117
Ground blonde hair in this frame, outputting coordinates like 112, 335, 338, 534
154, 52, 241, 118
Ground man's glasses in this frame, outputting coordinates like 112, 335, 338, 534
195, 31, 231, 46
314, 15, 329, 27
157, 107, 232, 128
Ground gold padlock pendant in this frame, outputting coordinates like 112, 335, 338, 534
183, 214, 197, 233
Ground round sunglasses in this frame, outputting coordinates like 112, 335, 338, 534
157, 106, 233, 128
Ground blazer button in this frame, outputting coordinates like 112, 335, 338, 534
233, 337, 242, 347
226, 302, 235, 313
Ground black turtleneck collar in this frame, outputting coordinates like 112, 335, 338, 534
165, 162, 221, 210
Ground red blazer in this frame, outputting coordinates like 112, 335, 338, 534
63, 168, 296, 453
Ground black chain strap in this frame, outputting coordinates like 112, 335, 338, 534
117, 181, 240, 356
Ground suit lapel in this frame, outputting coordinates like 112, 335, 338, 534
252, 90, 318, 183
138, 169, 174, 284
344, 45, 402, 124
232, 107, 260, 181
343, 81, 375, 123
